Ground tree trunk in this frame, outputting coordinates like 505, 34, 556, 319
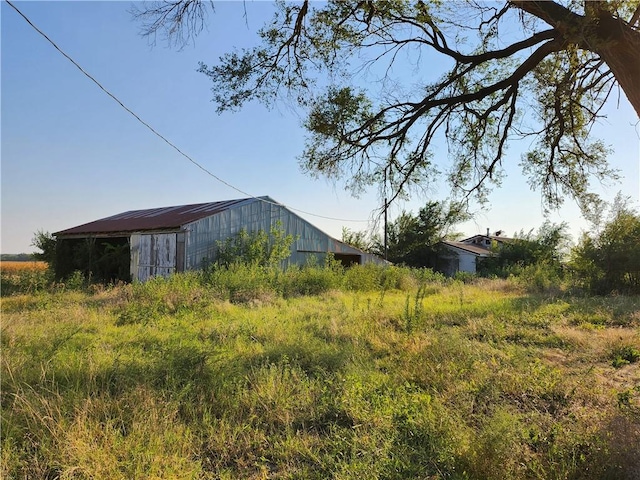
512, 1, 640, 118
593, 14, 640, 118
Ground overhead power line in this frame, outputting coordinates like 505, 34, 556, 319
6, 0, 370, 224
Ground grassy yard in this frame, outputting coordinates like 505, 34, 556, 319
1, 266, 639, 479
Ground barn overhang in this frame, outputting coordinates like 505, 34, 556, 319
54, 229, 187, 283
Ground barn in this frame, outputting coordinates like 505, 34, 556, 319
54, 196, 384, 282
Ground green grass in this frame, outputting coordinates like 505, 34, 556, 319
2, 266, 640, 479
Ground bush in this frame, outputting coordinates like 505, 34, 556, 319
570, 198, 640, 294
202, 262, 276, 304
509, 262, 564, 293
343, 263, 381, 291
610, 345, 640, 368
277, 265, 342, 297
213, 222, 295, 269
453, 271, 476, 284
116, 273, 210, 324
412, 267, 447, 286
478, 222, 569, 279
31, 230, 57, 270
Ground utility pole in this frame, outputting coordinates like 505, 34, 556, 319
384, 166, 388, 261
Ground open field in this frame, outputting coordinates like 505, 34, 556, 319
0, 261, 47, 273
2, 266, 639, 479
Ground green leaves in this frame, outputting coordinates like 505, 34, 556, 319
306, 86, 374, 139
520, 47, 619, 214
138, 0, 638, 211
384, 200, 471, 268
570, 196, 640, 293
213, 222, 296, 269
31, 230, 56, 267
478, 221, 570, 278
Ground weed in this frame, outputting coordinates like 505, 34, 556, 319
402, 285, 427, 334
610, 344, 640, 368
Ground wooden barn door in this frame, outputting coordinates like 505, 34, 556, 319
134, 233, 177, 282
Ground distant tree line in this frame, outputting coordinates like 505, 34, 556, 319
1, 253, 35, 262
342, 197, 640, 295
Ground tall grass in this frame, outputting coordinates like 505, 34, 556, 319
2, 265, 639, 478
1, 261, 51, 296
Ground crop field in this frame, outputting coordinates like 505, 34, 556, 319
1, 261, 50, 296
0, 261, 47, 273
1, 265, 639, 479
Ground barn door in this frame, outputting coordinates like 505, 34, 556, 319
134, 233, 177, 282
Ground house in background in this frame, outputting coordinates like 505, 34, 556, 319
54, 196, 384, 282
439, 229, 512, 276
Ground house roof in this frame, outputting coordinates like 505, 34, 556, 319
55, 197, 262, 236
461, 234, 513, 244
441, 240, 493, 256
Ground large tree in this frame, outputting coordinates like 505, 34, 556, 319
134, 0, 640, 213
342, 201, 470, 266
384, 201, 471, 267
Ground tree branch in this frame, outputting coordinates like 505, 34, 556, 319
510, 1, 583, 32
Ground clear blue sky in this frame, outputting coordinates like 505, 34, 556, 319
2, 1, 639, 254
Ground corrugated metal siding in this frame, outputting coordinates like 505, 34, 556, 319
185, 200, 385, 269
130, 233, 177, 281
186, 201, 283, 269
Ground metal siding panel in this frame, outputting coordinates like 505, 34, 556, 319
139, 235, 151, 281
182, 199, 385, 270
176, 232, 186, 272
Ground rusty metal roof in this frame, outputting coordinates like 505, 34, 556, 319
55, 197, 257, 236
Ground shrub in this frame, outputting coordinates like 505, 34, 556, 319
213, 222, 295, 269
509, 262, 564, 293
610, 345, 640, 368
570, 197, 640, 294
478, 222, 569, 279
453, 271, 476, 284
202, 262, 276, 304
343, 263, 380, 291
31, 230, 57, 270
277, 265, 341, 297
